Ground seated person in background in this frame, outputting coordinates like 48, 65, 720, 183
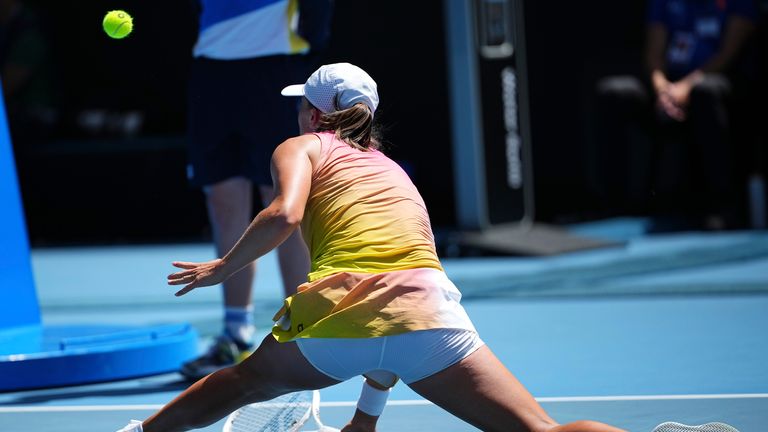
595, 0, 757, 230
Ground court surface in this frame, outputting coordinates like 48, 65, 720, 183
1, 221, 767, 431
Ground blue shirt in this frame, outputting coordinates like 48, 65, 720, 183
647, 0, 757, 79
194, 0, 309, 60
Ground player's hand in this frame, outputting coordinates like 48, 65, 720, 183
168, 259, 227, 296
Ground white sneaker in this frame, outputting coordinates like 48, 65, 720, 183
115, 420, 142, 432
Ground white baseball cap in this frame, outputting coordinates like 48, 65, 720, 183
281, 63, 379, 115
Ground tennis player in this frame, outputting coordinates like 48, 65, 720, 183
118, 63, 625, 432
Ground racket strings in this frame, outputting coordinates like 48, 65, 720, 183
652, 422, 740, 432
226, 392, 312, 432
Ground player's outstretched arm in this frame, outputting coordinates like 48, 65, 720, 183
168, 136, 317, 296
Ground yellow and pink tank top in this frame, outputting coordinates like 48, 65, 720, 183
272, 132, 475, 341
302, 132, 442, 281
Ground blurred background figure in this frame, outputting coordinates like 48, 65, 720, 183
594, 0, 758, 231
180, 0, 333, 381
0, 0, 56, 168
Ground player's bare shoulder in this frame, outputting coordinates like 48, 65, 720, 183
275, 134, 322, 165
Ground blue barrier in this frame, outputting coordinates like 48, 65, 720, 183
0, 81, 198, 391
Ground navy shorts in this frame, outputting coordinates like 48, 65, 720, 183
187, 55, 309, 187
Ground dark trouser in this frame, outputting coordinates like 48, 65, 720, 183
686, 75, 733, 215
594, 74, 735, 228
593, 75, 653, 215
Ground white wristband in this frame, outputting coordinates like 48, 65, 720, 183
356, 379, 391, 417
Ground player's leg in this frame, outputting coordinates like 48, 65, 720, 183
259, 184, 310, 296
210, 177, 256, 310
184, 58, 259, 379
408, 345, 625, 432
142, 335, 341, 432
181, 177, 257, 379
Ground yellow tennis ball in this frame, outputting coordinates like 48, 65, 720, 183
103, 10, 133, 39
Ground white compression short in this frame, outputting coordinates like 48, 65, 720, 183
295, 328, 485, 384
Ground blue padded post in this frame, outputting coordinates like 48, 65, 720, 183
0, 82, 41, 329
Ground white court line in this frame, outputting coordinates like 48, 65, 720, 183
0, 405, 164, 412
1, 393, 766, 413
535, 393, 768, 403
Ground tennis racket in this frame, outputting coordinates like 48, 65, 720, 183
652, 422, 740, 432
223, 390, 339, 432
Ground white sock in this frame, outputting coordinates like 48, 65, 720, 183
224, 306, 255, 346
225, 321, 256, 346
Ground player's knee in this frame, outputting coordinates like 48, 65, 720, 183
520, 412, 559, 432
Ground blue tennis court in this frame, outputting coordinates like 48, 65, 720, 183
2, 223, 767, 431
2, 0, 767, 430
